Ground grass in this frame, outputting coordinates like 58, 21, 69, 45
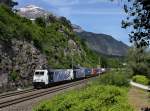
33, 85, 133, 111
132, 75, 149, 85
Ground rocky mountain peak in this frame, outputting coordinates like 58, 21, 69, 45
18, 5, 52, 20
72, 24, 84, 33
20, 5, 43, 11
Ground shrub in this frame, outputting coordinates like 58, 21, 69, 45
132, 75, 149, 85
33, 85, 133, 111
10, 70, 19, 82
35, 17, 46, 27
95, 70, 130, 87
33, 39, 43, 50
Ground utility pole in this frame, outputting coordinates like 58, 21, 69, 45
99, 57, 101, 76
71, 49, 74, 70
72, 54, 73, 70
99, 57, 101, 68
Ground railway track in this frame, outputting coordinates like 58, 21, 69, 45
0, 88, 36, 99
0, 78, 89, 109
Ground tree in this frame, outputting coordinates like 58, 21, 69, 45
0, 0, 18, 8
122, 0, 150, 48
127, 47, 150, 77
35, 17, 46, 27
59, 17, 72, 30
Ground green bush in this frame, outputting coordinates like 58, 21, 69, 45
132, 75, 149, 85
33, 85, 133, 111
10, 70, 19, 82
35, 17, 46, 27
95, 70, 130, 87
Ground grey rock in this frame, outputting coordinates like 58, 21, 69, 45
0, 39, 48, 92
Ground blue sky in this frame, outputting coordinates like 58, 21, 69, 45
16, 0, 130, 45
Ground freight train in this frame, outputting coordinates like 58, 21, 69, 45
33, 68, 106, 88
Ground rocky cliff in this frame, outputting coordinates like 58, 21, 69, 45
0, 39, 48, 91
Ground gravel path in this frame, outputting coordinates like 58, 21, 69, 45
128, 87, 150, 111
0, 81, 88, 111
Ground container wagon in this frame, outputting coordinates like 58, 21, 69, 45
91, 68, 98, 76
101, 68, 106, 73
73, 68, 85, 79
50, 69, 74, 82
84, 68, 92, 77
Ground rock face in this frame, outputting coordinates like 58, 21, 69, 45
72, 24, 84, 33
17, 5, 52, 20
0, 39, 48, 92
76, 31, 129, 56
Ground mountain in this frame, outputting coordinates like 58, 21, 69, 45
73, 26, 129, 56
17, 5, 129, 57
72, 24, 84, 33
17, 5, 54, 20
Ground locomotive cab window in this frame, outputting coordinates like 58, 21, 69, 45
35, 72, 44, 76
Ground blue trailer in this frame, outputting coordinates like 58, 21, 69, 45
84, 68, 92, 77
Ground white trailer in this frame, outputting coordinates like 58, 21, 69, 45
50, 69, 74, 82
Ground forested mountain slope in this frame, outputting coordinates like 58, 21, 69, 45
76, 31, 129, 56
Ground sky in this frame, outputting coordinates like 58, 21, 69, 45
16, 0, 130, 45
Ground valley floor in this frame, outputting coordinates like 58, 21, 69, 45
128, 87, 150, 111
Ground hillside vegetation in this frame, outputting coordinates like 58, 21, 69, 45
34, 70, 133, 111
0, 4, 99, 68
34, 85, 133, 111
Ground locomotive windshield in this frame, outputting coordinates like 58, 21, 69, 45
35, 72, 44, 76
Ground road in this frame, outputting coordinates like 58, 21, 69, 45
130, 81, 150, 91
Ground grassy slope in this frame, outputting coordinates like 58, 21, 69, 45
33, 85, 133, 111
33, 70, 134, 111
